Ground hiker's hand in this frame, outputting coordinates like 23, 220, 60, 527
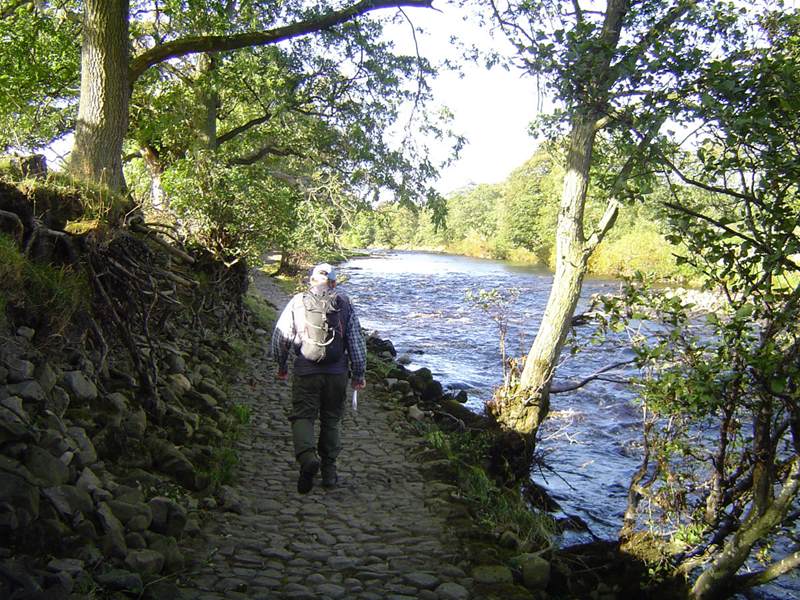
276, 369, 288, 381
352, 379, 366, 390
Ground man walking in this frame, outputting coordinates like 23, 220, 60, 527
271, 263, 366, 493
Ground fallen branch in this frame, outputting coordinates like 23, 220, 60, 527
550, 360, 636, 394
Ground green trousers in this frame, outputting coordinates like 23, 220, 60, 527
290, 372, 347, 467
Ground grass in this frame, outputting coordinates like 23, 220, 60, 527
0, 233, 89, 337
427, 428, 556, 550
243, 291, 277, 329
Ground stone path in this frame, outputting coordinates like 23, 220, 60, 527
176, 272, 473, 600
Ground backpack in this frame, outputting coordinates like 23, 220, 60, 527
299, 289, 345, 363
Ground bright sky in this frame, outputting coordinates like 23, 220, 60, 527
388, 5, 544, 195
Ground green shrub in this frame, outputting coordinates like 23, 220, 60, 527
243, 291, 277, 329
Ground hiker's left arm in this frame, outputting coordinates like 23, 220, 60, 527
271, 299, 296, 378
346, 308, 367, 387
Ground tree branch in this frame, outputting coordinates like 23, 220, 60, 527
610, 0, 696, 81
662, 200, 800, 271
227, 144, 301, 166
0, 0, 33, 19
129, 0, 434, 83
732, 551, 800, 591
217, 113, 273, 146
550, 360, 635, 393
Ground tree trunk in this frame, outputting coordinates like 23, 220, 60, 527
689, 459, 800, 600
493, 113, 597, 435
69, 0, 130, 192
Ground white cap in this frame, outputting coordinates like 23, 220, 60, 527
310, 263, 337, 284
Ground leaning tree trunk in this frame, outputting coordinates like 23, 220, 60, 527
69, 0, 130, 192
493, 112, 598, 435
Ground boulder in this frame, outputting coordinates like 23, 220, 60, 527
107, 499, 152, 532
122, 408, 148, 439
150, 440, 197, 489
125, 531, 147, 550
513, 553, 551, 590
0, 397, 30, 443
5, 358, 34, 383
47, 386, 71, 417
23, 446, 69, 486
34, 362, 59, 394
471, 564, 514, 585
60, 371, 97, 402
96, 502, 127, 559
146, 534, 184, 573
197, 379, 227, 402
366, 335, 397, 356
166, 373, 192, 395
66, 427, 97, 467
124, 549, 164, 576
95, 569, 143, 594
0, 471, 40, 530
148, 497, 187, 538
6, 380, 45, 404
42, 485, 93, 518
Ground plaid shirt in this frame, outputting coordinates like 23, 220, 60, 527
271, 288, 366, 381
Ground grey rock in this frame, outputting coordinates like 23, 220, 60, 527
197, 378, 227, 402
404, 572, 440, 590
43, 484, 93, 517
167, 373, 192, 394
515, 553, 551, 590
16, 326, 35, 340
97, 501, 128, 558
24, 446, 69, 486
435, 582, 470, 600
316, 583, 347, 598
47, 386, 71, 416
6, 357, 34, 383
471, 564, 514, 585
166, 352, 187, 374
6, 380, 45, 403
76, 467, 103, 495
67, 426, 97, 466
0, 471, 40, 528
125, 531, 147, 550
47, 558, 85, 576
60, 371, 98, 402
125, 549, 165, 576
218, 485, 246, 514
107, 499, 152, 531
150, 440, 196, 489
35, 361, 59, 393
0, 396, 29, 442
499, 530, 522, 550
104, 392, 129, 412
148, 534, 184, 572
95, 568, 143, 593
123, 407, 147, 439
149, 496, 187, 538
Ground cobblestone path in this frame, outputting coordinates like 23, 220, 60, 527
176, 273, 473, 600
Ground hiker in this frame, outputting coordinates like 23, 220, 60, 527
271, 263, 367, 494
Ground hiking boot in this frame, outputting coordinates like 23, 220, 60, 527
297, 457, 320, 494
321, 464, 338, 489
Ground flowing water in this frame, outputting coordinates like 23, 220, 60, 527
339, 250, 797, 600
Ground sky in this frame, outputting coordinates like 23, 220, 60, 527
388, 5, 545, 195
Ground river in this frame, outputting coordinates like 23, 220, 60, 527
339, 250, 796, 600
